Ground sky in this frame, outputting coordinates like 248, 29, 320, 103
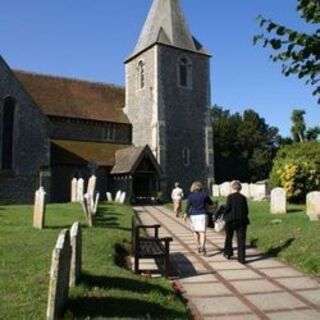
0, 0, 319, 137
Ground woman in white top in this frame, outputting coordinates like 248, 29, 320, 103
171, 182, 184, 217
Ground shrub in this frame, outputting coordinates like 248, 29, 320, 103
270, 142, 320, 203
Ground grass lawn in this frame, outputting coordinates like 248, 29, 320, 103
0, 202, 190, 319
168, 198, 320, 277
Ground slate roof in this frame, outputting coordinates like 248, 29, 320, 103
126, 0, 209, 61
111, 145, 161, 175
51, 140, 131, 166
14, 70, 129, 124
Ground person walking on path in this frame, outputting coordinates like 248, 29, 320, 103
183, 181, 213, 256
223, 180, 250, 264
171, 182, 184, 217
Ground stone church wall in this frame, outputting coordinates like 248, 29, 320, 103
0, 57, 50, 204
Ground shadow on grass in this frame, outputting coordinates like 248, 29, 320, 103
287, 208, 304, 214
246, 238, 295, 263
67, 296, 187, 319
93, 208, 131, 231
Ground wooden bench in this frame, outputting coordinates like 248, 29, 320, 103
132, 215, 173, 277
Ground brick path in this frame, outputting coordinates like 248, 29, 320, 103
134, 205, 320, 320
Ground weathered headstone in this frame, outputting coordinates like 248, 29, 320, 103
87, 175, 96, 198
219, 182, 231, 197
71, 178, 78, 202
119, 191, 126, 204
212, 185, 220, 197
240, 183, 250, 198
46, 229, 72, 320
106, 192, 113, 202
250, 181, 269, 201
69, 222, 82, 287
270, 188, 287, 214
115, 190, 122, 202
82, 194, 93, 227
93, 192, 100, 214
306, 191, 320, 221
33, 186, 46, 229
77, 178, 84, 202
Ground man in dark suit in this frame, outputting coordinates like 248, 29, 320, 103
223, 180, 250, 264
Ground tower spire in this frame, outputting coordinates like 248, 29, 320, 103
127, 0, 209, 61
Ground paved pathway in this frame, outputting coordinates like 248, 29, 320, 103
134, 205, 320, 320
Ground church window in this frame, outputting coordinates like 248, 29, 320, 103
178, 57, 192, 88
182, 147, 190, 167
1, 97, 15, 170
138, 60, 145, 90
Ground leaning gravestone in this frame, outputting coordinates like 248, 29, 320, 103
115, 190, 122, 202
46, 229, 72, 320
93, 192, 100, 215
33, 186, 46, 229
69, 222, 82, 287
81, 194, 93, 227
119, 191, 126, 204
71, 178, 78, 203
212, 185, 220, 197
77, 178, 84, 202
306, 191, 320, 221
106, 192, 113, 202
270, 188, 287, 214
87, 175, 97, 198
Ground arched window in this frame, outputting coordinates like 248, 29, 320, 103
138, 60, 145, 90
182, 147, 190, 167
178, 57, 192, 88
1, 97, 15, 170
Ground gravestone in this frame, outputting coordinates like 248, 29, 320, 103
106, 192, 113, 202
93, 192, 100, 215
71, 178, 78, 202
119, 191, 126, 204
306, 191, 320, 221
240, 183, 250, 198
212, 185, 220, 197
82, 194, 93, 227
219, 182, 231, 197
250, 181, 269, 201
270, 188, 287, 214
69, 222, 82, 287
87, 175, 96, 198
77, 178, 84, 202
46, 229, 72, 320
33, 186, 46, 229
115, 190, 122, 202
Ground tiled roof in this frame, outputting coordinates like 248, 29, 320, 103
111, 145, 161, 175
14, 70, 129, 124
51, 140, 131, 166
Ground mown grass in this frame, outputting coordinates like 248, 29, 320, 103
0, 202, 190, 319
168, 198, 320, 277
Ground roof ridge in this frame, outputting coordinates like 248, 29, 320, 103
13, 69, 124, 90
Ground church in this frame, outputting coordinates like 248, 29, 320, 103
0, 0, 214, 204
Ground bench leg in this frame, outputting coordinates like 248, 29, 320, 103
134, 256, 139, 274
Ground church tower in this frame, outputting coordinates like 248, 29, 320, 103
124, 0, 214, 195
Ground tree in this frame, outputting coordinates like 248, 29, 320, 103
290, 109, 320, 141
254, 0, 320, 103
291, 109, 306, 142
211, 106, 280, 183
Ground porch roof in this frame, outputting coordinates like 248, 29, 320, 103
110, 145, 161, 175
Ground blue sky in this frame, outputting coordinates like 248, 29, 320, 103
0, 0, 319, 136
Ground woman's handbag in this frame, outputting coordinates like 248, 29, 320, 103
214, 215, 225, 232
